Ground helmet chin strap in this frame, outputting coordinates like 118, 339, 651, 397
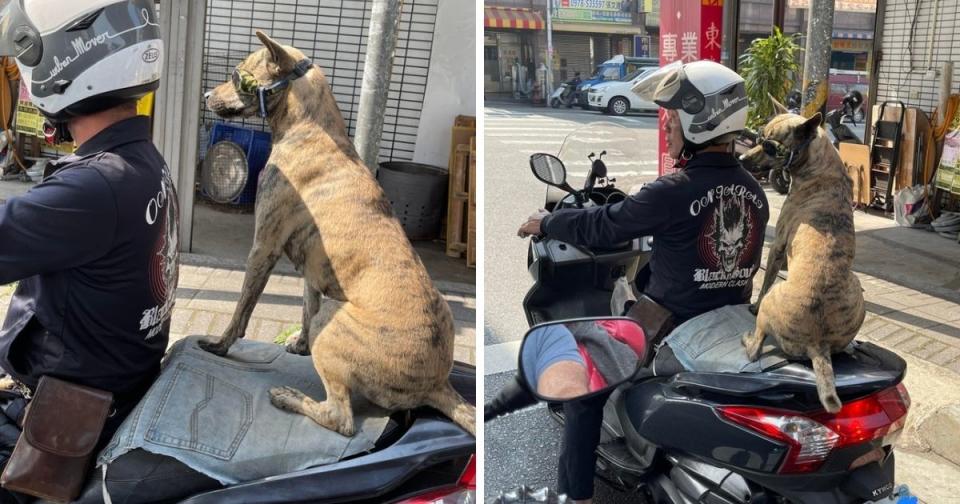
43, 119, 74, 145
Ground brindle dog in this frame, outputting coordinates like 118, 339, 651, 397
201, 31, 475, 436
739, 99, 865, 413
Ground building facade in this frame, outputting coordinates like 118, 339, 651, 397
484, 0, 649, 97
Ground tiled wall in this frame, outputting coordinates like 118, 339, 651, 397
876, 0, 960, 115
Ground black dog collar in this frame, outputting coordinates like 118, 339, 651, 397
256, 58, 313, 118
761, 135, 814, 173
233, 58, 313, 118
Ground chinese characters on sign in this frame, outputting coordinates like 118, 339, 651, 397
658, 0, 724, 176
554, 0, 633, 24
788, 0, 875, 12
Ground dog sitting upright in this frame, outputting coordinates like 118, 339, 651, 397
201, 31, 475, 436
739, 99, 865, 413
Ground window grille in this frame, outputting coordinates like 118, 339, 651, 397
199, 0, 438, 164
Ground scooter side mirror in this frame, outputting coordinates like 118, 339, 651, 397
530, 153, 568, 186
518, 317, 647, 403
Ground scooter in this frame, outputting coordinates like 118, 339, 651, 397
826, 90, 865, 148
550, 76, 583, 109
65, 360, 476, 503
486, 123, 916, 504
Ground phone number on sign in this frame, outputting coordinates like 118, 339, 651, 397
561, 0, 627, 11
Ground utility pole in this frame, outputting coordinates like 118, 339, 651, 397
545, 0, 554, 98
355, 0, 403, 172
800, 0, 834, 117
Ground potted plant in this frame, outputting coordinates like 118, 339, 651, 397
738, 27, 802, 130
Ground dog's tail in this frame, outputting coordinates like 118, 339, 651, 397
810, 346, 842, 413
427, 383, 476, 437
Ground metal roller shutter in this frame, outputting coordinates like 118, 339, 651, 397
552, 33, 592, 81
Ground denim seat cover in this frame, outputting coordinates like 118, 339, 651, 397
98, 336, 390, 485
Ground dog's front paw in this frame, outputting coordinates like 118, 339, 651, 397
198, 338, 232, 356
284, 334, 311, 355
270, 386, 305, 411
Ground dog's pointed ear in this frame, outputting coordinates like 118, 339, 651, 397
796, 113, 822, 141
769, 93, 789, 115
256, 30, 295, 73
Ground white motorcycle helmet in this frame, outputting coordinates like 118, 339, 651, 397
0, 0, 163, 123
633, 60, 747, 153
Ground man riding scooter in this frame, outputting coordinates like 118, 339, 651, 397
517, 60, 770, 503
0, 1, 205, 501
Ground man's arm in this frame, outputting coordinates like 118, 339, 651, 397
540, 182, 673, 247
0, 166, 117, 284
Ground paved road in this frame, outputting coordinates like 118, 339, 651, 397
483, 104, 659, 348
483, 103, 659, 502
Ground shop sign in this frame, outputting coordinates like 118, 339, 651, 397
936, 116, 960, 196
658, 0, 723, 175
553, 0, 633, 24
788, 0, 876, 13
831, 39, 872, 52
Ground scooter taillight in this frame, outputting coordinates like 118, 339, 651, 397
395, 454, 476, 503
717, 384, 910, 474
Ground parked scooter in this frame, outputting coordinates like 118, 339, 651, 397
550, 73, 582, 109
738, 91, 865, 195
487, 123, 916, 504
67, 360, 476, 503
826, 90, 865, 148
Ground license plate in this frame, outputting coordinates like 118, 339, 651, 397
867, 485, 917, 504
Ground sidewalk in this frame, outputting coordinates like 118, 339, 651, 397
761, 190, 960, 503
0, 254, 476, 366
0, 186, 476, 366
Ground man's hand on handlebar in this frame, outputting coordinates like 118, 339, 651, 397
518, 209, 550, 238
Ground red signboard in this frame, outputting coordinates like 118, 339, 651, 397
658, 0, 724, 176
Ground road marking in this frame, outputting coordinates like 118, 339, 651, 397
483, 127, 577, 132
500, 139, 564, 145
485, 340, 521, 375
486, 132, 571, 138
569, 170, 659, 177
564, 160, 658, 167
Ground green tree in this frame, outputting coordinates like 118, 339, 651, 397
738, 27, 802, 129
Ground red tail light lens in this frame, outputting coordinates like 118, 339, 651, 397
396, 455, 476, 504
718, 384, 911, 474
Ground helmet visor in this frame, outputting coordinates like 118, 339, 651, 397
631, 61, 683, 103
0, 0, 41, 65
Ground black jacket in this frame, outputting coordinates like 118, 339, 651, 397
540, 152, 769, 320
0, 116, 179, 404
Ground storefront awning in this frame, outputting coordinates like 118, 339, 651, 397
484, 7, 544, 30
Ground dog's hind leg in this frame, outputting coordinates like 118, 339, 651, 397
270, 378, 355, 437
271, 316, 357, 435
286, 284, 321, 355
200, 243, 282, 356
750, 239, 787, 315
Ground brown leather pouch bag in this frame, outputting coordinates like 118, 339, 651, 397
625, 295, 676, 364
1, 376, 113, 503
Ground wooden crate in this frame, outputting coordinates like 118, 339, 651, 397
448, 114, 476, 176
466, 137, 476, 268
446, 143, 473, 258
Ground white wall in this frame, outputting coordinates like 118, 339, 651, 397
412, 0, 477, 168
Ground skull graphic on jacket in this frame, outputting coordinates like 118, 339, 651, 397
712, 196, 750, 274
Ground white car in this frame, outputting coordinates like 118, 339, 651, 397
587, 67, 659, 116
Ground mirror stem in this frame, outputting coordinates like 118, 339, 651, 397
484, 375, 538, 422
